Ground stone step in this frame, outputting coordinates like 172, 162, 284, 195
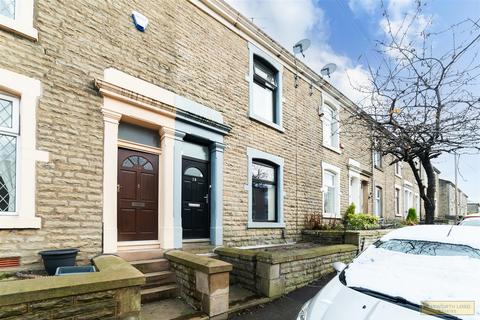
117, 249, 164, 262
141, 284, 178, 303
131, 258, 170, 274
142, 270, 176, 289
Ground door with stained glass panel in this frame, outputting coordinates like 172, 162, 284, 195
117, 148, 158, 241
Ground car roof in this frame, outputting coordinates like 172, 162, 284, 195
463, 215, 480, 219
380, 225, 480, 250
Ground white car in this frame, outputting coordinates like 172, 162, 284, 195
297, 225, 480, 320
459, 215, 480, 226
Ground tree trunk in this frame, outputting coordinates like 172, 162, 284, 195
421, 157, 436, 224
407, 156, 436, 224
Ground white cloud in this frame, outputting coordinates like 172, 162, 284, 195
348, 0, 378, 15
226, 0, 370, 104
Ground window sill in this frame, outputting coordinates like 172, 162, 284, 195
374, 165, 383, 171
247, 221, 285, 229
395, 174, 403, 179
0, 215, 41, 229
322, 213, 341, 219
249, 113, 284, 133
323, 144, 342, 154
0, 17, 38, 41
395, 214, 403, 218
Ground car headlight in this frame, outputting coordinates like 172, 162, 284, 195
297, 299, 311, 320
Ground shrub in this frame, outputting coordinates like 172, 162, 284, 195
343, 204, 380, 230
305, 213, 343, 230
406, 208, 418, 225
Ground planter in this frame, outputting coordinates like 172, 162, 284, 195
55, 265, 96, 276
39, 248, 79, 275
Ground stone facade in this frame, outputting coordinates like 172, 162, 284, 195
0, 0, 424, 269
216, 244, 357, 297
438, 179, 469, 218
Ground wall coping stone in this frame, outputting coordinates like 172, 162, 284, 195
303, 229, 393, 236
214, 247, 258, 261
256, 244, 358, 264
165, 250, 232, 274
0, 255, 145, 307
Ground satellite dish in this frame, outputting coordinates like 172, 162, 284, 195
321, 63, 337, 78
293, 39, 311, 57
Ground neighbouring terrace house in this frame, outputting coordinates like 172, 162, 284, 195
438, 178, 469, 219
0, 0, 423, 272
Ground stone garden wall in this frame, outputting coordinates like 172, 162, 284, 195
165, 250, 232, 319
302, 229, 393, 251
216, 244, 357, 298
0, 255, 144, 320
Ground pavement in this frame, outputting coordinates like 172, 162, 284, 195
229, 273, 336, 320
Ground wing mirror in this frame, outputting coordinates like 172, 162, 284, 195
333, 262, 346, 273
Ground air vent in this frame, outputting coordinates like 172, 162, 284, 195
0, 256, 20, 268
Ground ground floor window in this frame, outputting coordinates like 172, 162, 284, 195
395, 187, 401, 216
247, 147, 284, 228
404, 188, 413, 216
0, 93, 19, 214
252, 161, 277, 222
375, 186, 383, 217
324, 171, 337, 215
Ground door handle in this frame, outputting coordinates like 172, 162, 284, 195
204, 194, 209, 204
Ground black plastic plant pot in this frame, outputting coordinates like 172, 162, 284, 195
39, 248, 79, 275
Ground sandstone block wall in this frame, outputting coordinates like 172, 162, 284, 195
0, 0, 424, 268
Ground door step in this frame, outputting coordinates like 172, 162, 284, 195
131, 258, 170, 274
117, 248, 164, 262
141, 284, 178, 303
143, 270, 177, 289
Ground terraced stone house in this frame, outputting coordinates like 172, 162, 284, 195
0, 0, 421, 271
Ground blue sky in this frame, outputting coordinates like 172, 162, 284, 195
226, 0, 480, 202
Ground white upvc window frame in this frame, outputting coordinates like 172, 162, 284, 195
404, 186, 413, 216
394, 184, 402, 217
248, 43, 284, 132
374, 184, 383, 218
0, 92, 20, 215
247, 147, 285, 229
0, 0, 37, 40
322, 101, 341, 153
395, 162, 402, 177
322, 162, 341, 218
0, 68, 48, 229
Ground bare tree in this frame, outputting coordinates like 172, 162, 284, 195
350, 2, 480, 223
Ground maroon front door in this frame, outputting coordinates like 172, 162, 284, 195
117, 148, 158, 241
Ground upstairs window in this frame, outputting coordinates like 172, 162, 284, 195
248, 43, 283, 131
0, 93, 19, 214
395, 162, 402, 176
323, 103, 339, 149
252, 161, 277, 222
0, 0, 37, 40
0, 0, 15, 19
373, 150, 382, 168
252, 57, 278, 123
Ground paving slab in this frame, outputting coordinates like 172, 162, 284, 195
141, 297, 206, 320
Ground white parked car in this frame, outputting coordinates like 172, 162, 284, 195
297, 225, 480, 320
459, 215, 480, 226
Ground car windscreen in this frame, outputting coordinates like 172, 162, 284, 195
461, 219, 480, 226
374, 239, 480, 259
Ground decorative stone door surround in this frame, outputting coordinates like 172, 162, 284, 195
96, 68, 230, 254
